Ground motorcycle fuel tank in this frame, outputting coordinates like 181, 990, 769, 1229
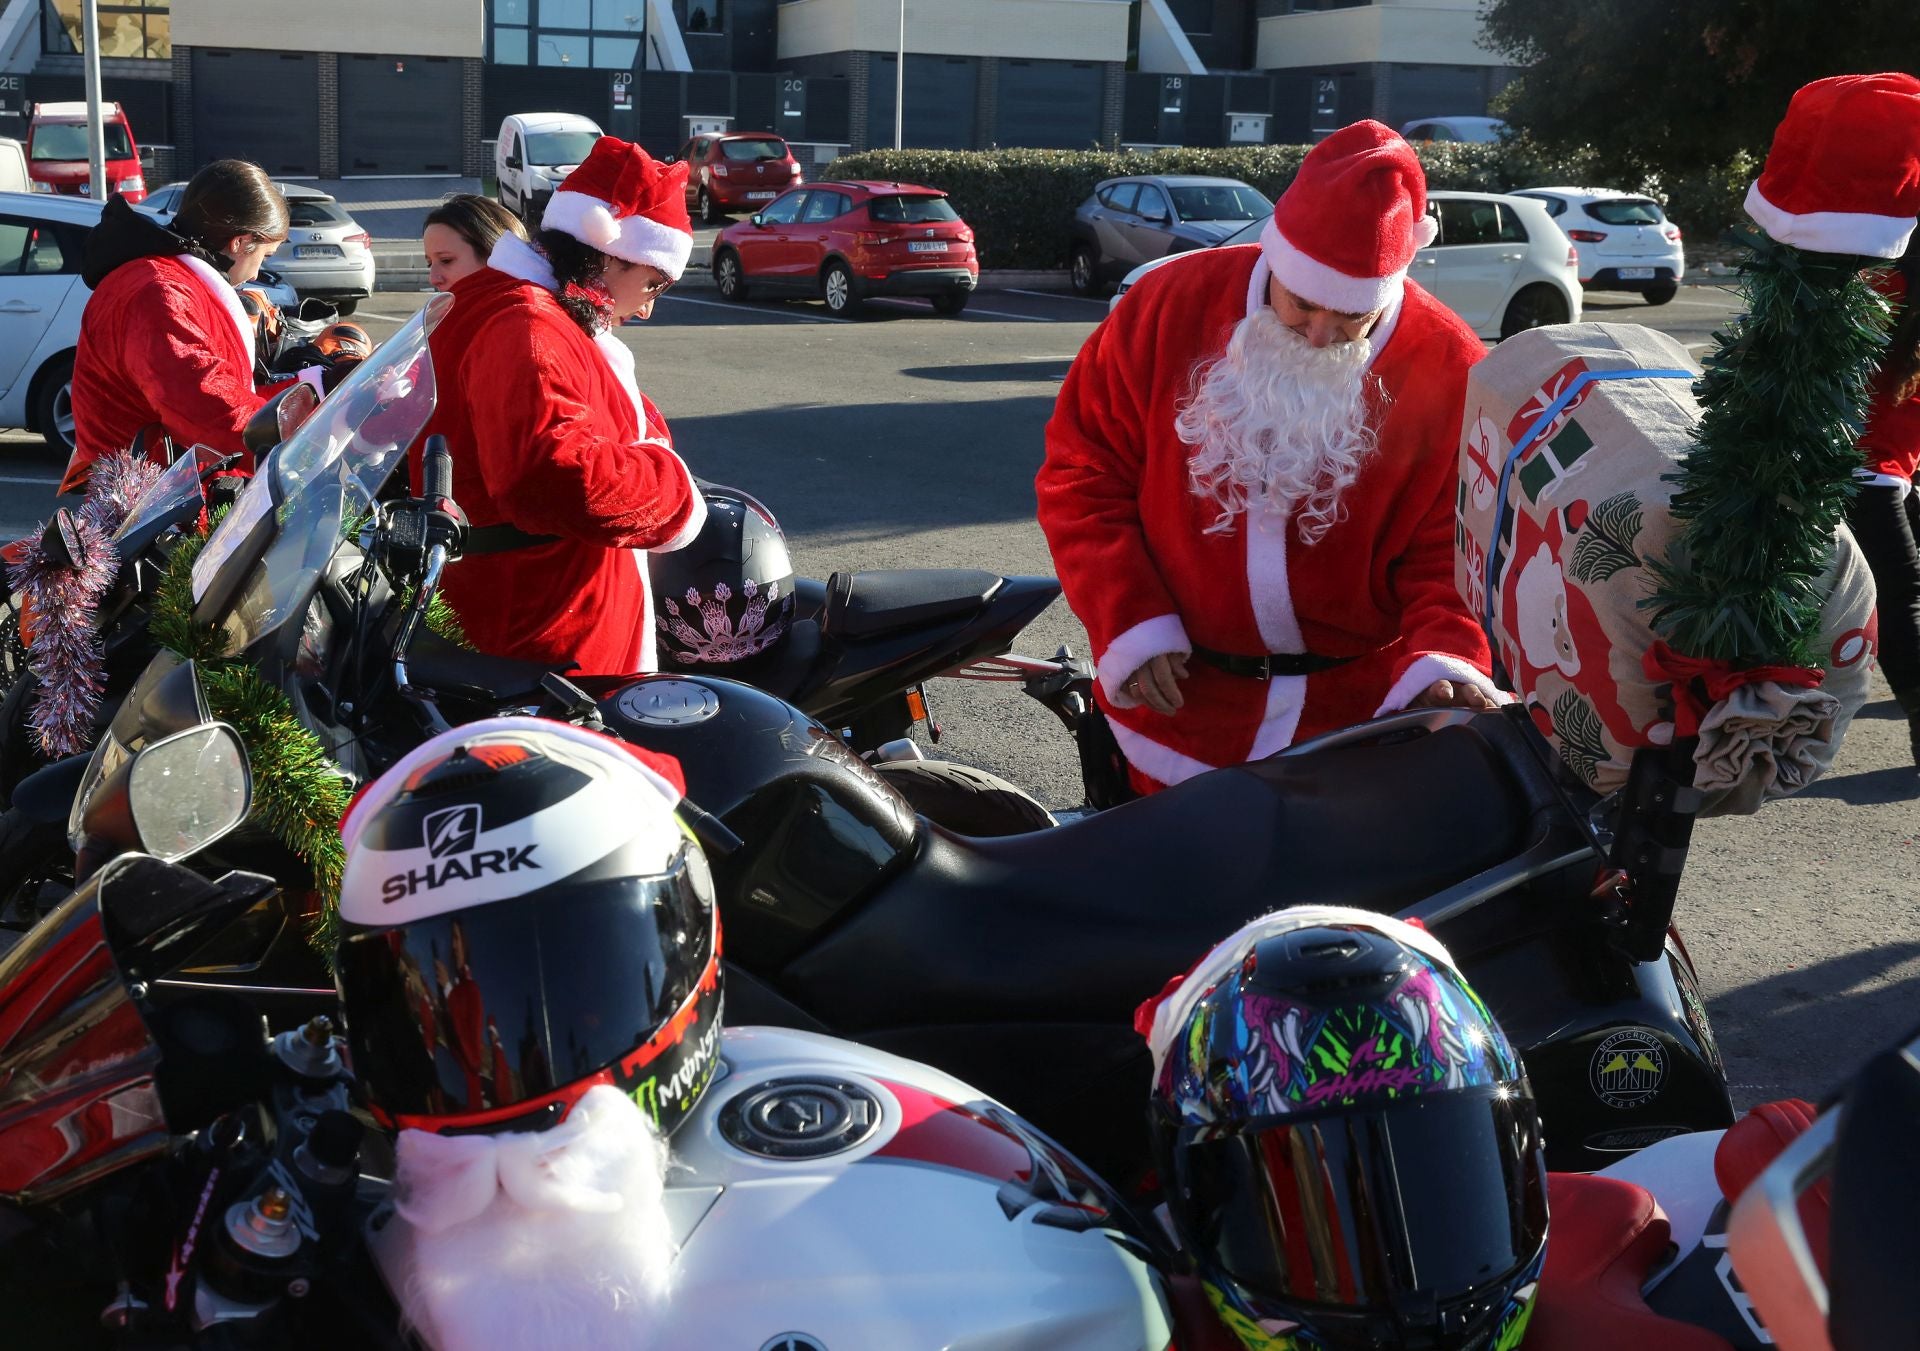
595, 675, 919, 971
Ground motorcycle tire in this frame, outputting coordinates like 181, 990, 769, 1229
874, 760, 1057, 837
0, 807, 74, 941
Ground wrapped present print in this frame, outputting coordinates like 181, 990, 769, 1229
1453, 324, 1877, 813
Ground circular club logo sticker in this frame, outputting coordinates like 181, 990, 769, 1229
1589, 1028, 1667, 1109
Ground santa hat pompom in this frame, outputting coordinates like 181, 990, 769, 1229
1744, 72, 1920, 259
543, 137, 695, 280
1260, 119, 1439, 315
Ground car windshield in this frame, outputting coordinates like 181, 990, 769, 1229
190, 293, 450, 652
32, 122, 135, 161
525, 131, 600, 166
720, 138, 787, 161
287, 200, 349, 227
868, 194, 959, 224
1169, 184, 1271, 222
1587, 197, 1665, 226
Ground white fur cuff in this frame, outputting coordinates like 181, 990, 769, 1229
1375, 652, 1510, 716
1098, 613, 1192, 707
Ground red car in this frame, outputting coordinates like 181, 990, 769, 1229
26, 101, 145, 202
675, 132, 803, 222
711, 180, 979, 317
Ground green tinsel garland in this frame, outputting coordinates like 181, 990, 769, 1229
151, 520, 351, 956
1649, 228, 1894, 668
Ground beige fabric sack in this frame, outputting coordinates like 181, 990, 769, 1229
1453, 324, 1877, 814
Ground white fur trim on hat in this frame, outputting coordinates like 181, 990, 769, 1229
543, 189, 694, 280
1144, 907, 1461, 1078
1743, 181, 1917, 260
1259, 215, 1430, 316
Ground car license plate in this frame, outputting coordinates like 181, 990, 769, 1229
294, 244, 342, 259
1617, 266, 1656, 279
746, 191, 776, 201
908, 241, 948, 253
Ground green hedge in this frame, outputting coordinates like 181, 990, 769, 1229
827, 140, 1758, 271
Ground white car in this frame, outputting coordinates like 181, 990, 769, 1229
495, 112, 603, 229
1111, 190, 1583, 341
0, 190, 98, 451
1400, 116, 1507, 145
141, 181, 375, 315
1508, 187, 1685, 306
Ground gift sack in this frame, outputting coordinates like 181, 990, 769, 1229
1453, 324, 1877, 813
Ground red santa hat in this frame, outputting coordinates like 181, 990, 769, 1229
1744, 72, 1920, 259
542, 136, 694, 280
1260, 119, 1440, 315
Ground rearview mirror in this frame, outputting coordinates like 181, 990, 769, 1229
128, 724, 253, 862
505, 155, 522, 170
243, 382, 320, 458
750, 214, 765, 227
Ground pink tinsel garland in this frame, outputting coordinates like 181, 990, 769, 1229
5, 452, 165, 757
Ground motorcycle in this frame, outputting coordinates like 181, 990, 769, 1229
0, 296, 1730, 1189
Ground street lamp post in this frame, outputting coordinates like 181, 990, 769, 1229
81, 0, 106, 199
893, 0, 904, 151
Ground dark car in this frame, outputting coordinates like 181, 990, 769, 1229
675, 133, 804, 223
711, 180, 978, 318
1068, 175, 1271, 296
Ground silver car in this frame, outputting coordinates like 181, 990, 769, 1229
1068, 175, 1272, 296
139, 181, 375, 315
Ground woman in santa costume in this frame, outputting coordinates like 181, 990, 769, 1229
64, 159, 311, 492
1037, 121, 1502, 793
422, 136, 704, 676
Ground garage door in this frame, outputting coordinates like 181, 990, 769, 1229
997, 61, 1101, 149
869, 56, 976, 150
338, 54, 463, 176
191, 50, 320, 177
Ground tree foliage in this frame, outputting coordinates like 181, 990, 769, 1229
1481, 0, 1920, 174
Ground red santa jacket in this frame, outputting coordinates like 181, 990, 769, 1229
422, 265, 702, 677
66, 252, 267, 491
1037, 245, 1496, 787
1858, 268, 1919, 484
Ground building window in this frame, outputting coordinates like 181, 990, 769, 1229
592, 36, 639, 68
593, 0, 648, 29
675, 0, 723, 33
496, 0, 531, 20
494, 25, 529, 62
541, 0, 591, 26
42, 0, 170, 60
536, 32, 590, 65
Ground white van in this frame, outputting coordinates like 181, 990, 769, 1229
495, 113, 603, 227
0, 139, 27, 195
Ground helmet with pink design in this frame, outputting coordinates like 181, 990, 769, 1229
1143, 907, 1547, 1351
652, 483, 796, 668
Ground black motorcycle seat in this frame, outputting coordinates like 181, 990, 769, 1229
823, 569, 1003, 640
780, 718, 1541, 1032
406, 627, 572, 705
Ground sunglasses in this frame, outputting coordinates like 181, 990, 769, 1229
636, 273, 674, 300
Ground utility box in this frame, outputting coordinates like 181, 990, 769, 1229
1227, 113, 1268, 144
683, 114, 731, 138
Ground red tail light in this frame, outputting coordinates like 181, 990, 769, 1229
345, 231, 371, 249
1567, 229, 1607, 243
1664, 225, 1683, 241
1566, 246, 1580, 268
855, 229, 894, 247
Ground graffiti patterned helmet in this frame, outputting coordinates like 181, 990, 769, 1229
334, 719, 722, 1137
1144, 908, 1547, 1351
653, 483, 796, 667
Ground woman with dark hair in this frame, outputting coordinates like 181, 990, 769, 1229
1849, 233, 1920, 768
422, 193, 528, 292
64, 158, 311, 491
421, 137, 704, 676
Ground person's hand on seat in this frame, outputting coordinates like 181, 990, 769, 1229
1410, 678, 1498, 711
1125, 653, 1189, 716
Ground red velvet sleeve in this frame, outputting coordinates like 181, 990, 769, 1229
120, 274, 269, 458
1036, 304, 1187, 668
464, 326, 700, 549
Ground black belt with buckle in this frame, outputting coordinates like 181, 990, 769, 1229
1190, 643, 1360, 681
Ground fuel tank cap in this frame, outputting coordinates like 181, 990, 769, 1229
615, 678, 721, 727
718, 1077, 883, 1160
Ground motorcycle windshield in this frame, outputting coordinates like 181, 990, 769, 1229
111, 446, 221, 547
190, 292, 452, 651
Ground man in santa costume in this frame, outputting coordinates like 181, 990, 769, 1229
1038, 120, 1502, 791
423, 136, 704, 676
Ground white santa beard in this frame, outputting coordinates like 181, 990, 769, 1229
1177, 306, 1378, 543
373, 1085, 677, 1351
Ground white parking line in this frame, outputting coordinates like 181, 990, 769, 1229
354, 309, 418, 323
875, 297, 1051, 323
660, 294, 848, 323
1008, 288, 1103, 304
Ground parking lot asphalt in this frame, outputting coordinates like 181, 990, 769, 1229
2, 279, 1912, 1118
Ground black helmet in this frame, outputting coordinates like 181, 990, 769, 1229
1145, 908, 1547, 1351
334, 719, 721, 1136
653, 483, 795, 666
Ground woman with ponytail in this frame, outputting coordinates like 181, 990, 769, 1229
420, 137, 704, 677
65, 159, 310, 490
1848, 232, 1920, 768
